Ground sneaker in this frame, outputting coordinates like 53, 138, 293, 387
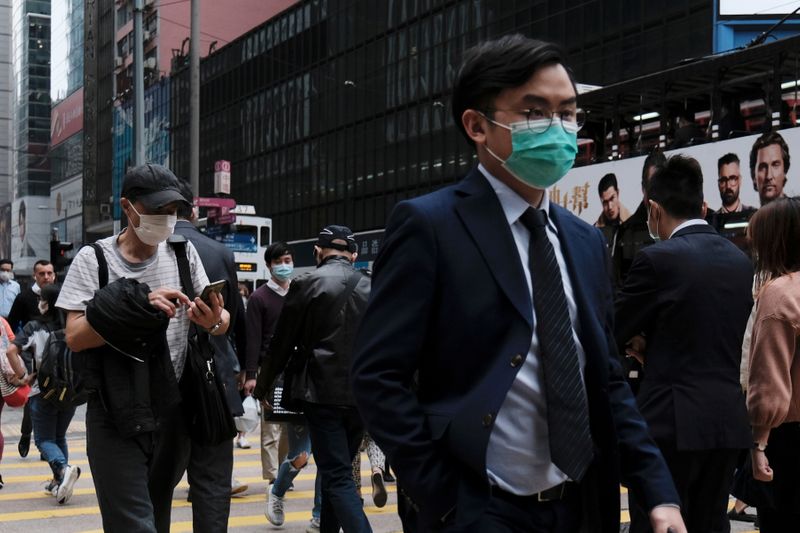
56, 465, 81, 504
265, 491, 285, 526
231, 478, 248, 496
236, 436, 251, 449
18, 434, 30, 458
371, 470, 387, 508
44, 479, 58, 496
306, 517, 321, 533
0, 474, 4, 490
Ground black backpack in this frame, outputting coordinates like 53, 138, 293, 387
37, 325, 88, 410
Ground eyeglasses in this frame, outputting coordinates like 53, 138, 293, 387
718, 175, 740, 186
484, 107, 586, 133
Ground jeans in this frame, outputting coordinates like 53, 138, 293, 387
29, 394, 76, 480
304, 403, 371, 533
271, 422, 322, 519
185, 438, 234, 533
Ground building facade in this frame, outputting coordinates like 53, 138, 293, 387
166, 0, 715, 242
11, 0, 51, 269
0, 0, 13, 258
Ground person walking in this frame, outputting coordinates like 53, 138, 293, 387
746, 196, 800, 531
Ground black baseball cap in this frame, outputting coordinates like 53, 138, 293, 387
316, 225, 357, 252
121, 164, 191, 210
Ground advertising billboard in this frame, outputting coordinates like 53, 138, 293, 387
50, 87, 84, 147
11, 196, 51, 271
559, 128, 799, 226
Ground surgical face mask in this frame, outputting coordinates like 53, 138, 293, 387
647, 205, 661, 242
38, 301, 48, 316
129, 203, 177, 246
271, 263, 294, 282
484, 117, 578, 189
0, 271, 13, 283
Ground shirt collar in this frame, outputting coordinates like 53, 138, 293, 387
478, 164, 551, 228
669, 218, 708, 239
267, 278, 289, 297
32, 283, 42, 295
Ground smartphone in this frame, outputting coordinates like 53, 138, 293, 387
199, 279, 227, 305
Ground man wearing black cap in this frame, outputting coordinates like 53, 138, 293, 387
254, 225, 372, 533
57, 164, 230, 532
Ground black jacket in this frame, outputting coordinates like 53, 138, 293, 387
84, 277, 178, 438
253, 255, 371, 407
8, 287, 44, 332
615, 224, 753, 450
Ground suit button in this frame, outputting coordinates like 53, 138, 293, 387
482, 413, 494, 427
510, 354, 523, 367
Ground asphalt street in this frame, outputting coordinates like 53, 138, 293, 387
0, 404, 759, 532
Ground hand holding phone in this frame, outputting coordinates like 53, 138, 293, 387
200, 280, 227, 305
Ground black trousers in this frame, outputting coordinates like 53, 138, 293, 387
86, 400, 190, 533
629, 446, 739, 533
757, 422, 800, 533
185, 437, 234, 533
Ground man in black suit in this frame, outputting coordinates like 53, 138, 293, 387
351, 34, 685, 533
615, 155, 753, 533
173, 180, 246, 533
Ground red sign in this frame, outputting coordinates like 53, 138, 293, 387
50, 88, 84, 147
194, 197, 236, 209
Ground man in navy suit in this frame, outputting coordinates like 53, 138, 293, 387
351, 34, 686, 533
615, 155, 753, 533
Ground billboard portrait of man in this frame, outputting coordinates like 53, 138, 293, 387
716, 153, 754, 214
749, 131, 790, 206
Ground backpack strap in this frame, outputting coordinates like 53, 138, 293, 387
168, 235, 195, 299
333, 269, 363, 317
84, 243, 109, 289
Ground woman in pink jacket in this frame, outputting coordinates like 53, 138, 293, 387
747, 196, 800, 531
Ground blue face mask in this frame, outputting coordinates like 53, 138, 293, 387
271, 263, 294, 281
485, 118, 578, 189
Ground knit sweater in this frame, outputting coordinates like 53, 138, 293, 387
244, 283, 286, 379
747, 273, 800, 443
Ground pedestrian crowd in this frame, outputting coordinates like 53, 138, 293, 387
0, 33, 799, 533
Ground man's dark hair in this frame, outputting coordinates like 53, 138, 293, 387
264, 241, 292, 264
641, 149, 667, 188
452, 34, 574, 144
647, 155, 704, 219
597, 173, 618, 196
176, 178, 195, 219
717, 153, 740, 173
0, 259, 13, 268
34, 259, 52, 269
749, 131, 791, 179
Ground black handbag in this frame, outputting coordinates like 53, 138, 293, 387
171, 236, 237, 446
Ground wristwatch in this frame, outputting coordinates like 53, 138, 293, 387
752, 442, 767, 452
206, 320, 223, 334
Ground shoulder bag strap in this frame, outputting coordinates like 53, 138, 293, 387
85, 243, 109, 289
168, 236, 195, 300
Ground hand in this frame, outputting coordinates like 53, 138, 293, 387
148, 287, 192, 318
188, 291, 224, 330
243, 378, 256, 396
626, 334, 647, 365
649, 505, 686, 533
752, 449, 773, 482
259, 398, 273, 412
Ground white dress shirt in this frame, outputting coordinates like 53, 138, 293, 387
669, 218, 708, 238
479, 165, 589, 495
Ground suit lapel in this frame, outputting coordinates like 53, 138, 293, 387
454, 169, 533, 328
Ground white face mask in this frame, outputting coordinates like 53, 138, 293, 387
129, 203, 176, 246
38, 301, 48, 316
0, 271, 13, 283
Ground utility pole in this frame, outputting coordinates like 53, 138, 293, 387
133, 0, 145, 165
190, 0, 200, 196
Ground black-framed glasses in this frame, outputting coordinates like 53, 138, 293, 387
718, 175, 740, 186
485, 107, 586, 133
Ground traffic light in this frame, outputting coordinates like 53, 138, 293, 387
50, 239, 74, 273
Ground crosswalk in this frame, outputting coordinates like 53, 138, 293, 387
0, 437, 402, 532
0, 410, 759, 532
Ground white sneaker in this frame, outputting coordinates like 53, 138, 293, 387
236, 436, 251, 449
231, 478, 248, 496
306, 517, 321, 533
265, 490, 285, 526
56, 465, 81, 504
